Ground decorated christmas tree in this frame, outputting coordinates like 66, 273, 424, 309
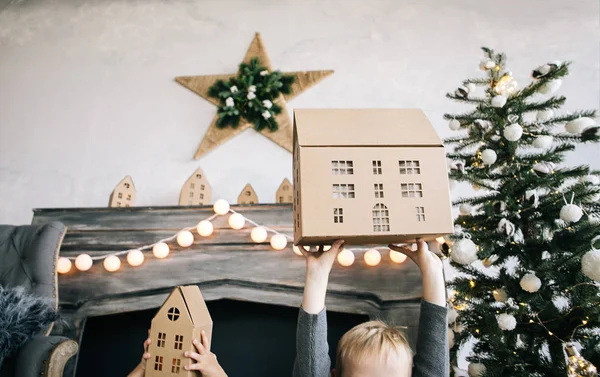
444, 48, 600, 377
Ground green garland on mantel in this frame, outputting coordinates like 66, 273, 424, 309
208, 58, 295, 132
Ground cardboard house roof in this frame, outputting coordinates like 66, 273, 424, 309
294, 109, 442, 147
166, 285, 212, 327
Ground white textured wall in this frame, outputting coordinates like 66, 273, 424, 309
0, 0, 598, 224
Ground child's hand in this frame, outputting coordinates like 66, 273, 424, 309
184, 330, 227, 377
300, 239, 345, 278
388, 239, 443, 274
140, 331, 152, 369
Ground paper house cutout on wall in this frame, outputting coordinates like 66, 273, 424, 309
238, 183, 259, 205
108, 175, 136, 208
179, 168, 212, 206
292, 109, 454, 245
276, 178, 293, 203
146, 285, 213, 377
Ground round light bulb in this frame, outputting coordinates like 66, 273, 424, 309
435, 237, 446, 244
389, 250, 407, 264
75, 254, 93, 271
364, 249, 382, 266
152, 242, 170, 259
197, 220, 214, 237
103, 255, 121, 272
337, 248, 355, 267
57, 257, 72, 274
228, 213, 246, 230
251, 226, 268, 243
322, 245, 331, 251
292, 245, 304, 256
176, 230, 194, 247
213, 199, 230, 215
270, 234, 288, 250
127, 250, 145, 267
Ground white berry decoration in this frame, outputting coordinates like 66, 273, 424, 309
560, 204, 583, 223
520, 273, 542, 293
497, 313, 517, 331
448, 328, 455, 348
503, 123, 523, 141
538, 79, 562, 94
533, 135, 553, 149
481, 149, 497, 165
491, 95, 507, 108
459, 203, 473, 215
449, 119, 461, 130
536, 109, 554, 122
468, 363, 487, 377
565, 117, 595, 134
451, 238, 478, 265
448, 308, 458, 324
581, 249, 600, 281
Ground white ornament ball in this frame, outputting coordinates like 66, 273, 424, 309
480, 59, 496, 70
176, 230, 194, 247
103, 255, 121, 272
75, 254, 93, 271
481, 149, 497, 165
468, 363, 487, 377
533, 135, 553, 149
270, 234, 288, 250
389, 250, 407, 264
228, 213, 245, 230
251, 226, 268, 243
447, 308, 458, 324
536, 109, 554, 122
538, 79, 562, 94
581, 250, 600, 281
197, 220, 214, 237
504, 123, 523, 141
493, 288, 508, 302
497, 313, 517, 331
466, 83, 476, 94
560, 204, 583, 223
459, 203, 473, 215
57, 257, 72, 274
448, 328, 455, 348
565, 117, 595, 134
127, 250, 145, 267
337, 248, 355, 267
449, 119, 461, 131
152, 242, 170, 259
364, 249, 382, 266
520, 273, 542, 293
450, 238, 478, 265
213, 199, 230, 215
491, 95, 507, 108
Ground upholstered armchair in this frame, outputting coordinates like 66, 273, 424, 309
0, 222, 78, 377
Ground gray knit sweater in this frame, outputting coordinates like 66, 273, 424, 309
292, 300, 449, 377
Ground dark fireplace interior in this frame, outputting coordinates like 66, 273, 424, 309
76, 299, 368, 377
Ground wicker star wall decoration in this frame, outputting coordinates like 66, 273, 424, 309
176, 33, 334, 159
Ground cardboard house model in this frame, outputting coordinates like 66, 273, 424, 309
146, 286, 213, 377
292, 109, 453, 245
108, 175, 136, 208
276, 178, 293, 204
237, 183, 259, 205
179, 168, 212, 206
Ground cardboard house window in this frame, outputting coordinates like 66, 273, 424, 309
118, 193, 122, 199
401, 183, 423, 198
200, 193, 204, 199
157, 332, 166, 347
196, 174, 202, 179
174, 335, 184, 350
167, 307, 180, 321
172, 358, 182, 373
189, 192, 194, 198
332, 161, 354, 175
372, 204, 390, 232
154, 356, 163, 371
416, 207, 426, 222
124, 183, 130, 188
201, 184, 205, 190
374, 184, 384, 198
126, 194, 132, 200
190, 183, 195, 189
333, 184, 355, 199
333, 208, 344, 223
372, 160, 382, 175
399, 160, 421, 174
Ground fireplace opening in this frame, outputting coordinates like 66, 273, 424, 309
76, 299, 369, 377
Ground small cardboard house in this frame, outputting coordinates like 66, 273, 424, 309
237, 183, 259, 205
146, 286, 213, 377
276, 178, 293, 204
292, 109, 453, 245
179, 168, 212, 206
108, 175, 136, 208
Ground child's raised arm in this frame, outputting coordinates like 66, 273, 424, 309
301, 240, 345, 314
127, 332, 152, 377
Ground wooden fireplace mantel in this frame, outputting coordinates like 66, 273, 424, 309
32, 204, 424, 376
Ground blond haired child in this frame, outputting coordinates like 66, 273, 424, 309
293, 239, 448, 377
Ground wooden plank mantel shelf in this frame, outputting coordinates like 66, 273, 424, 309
32, 204, 424, 376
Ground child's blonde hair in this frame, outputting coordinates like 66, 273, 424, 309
335, 320, 413, 376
